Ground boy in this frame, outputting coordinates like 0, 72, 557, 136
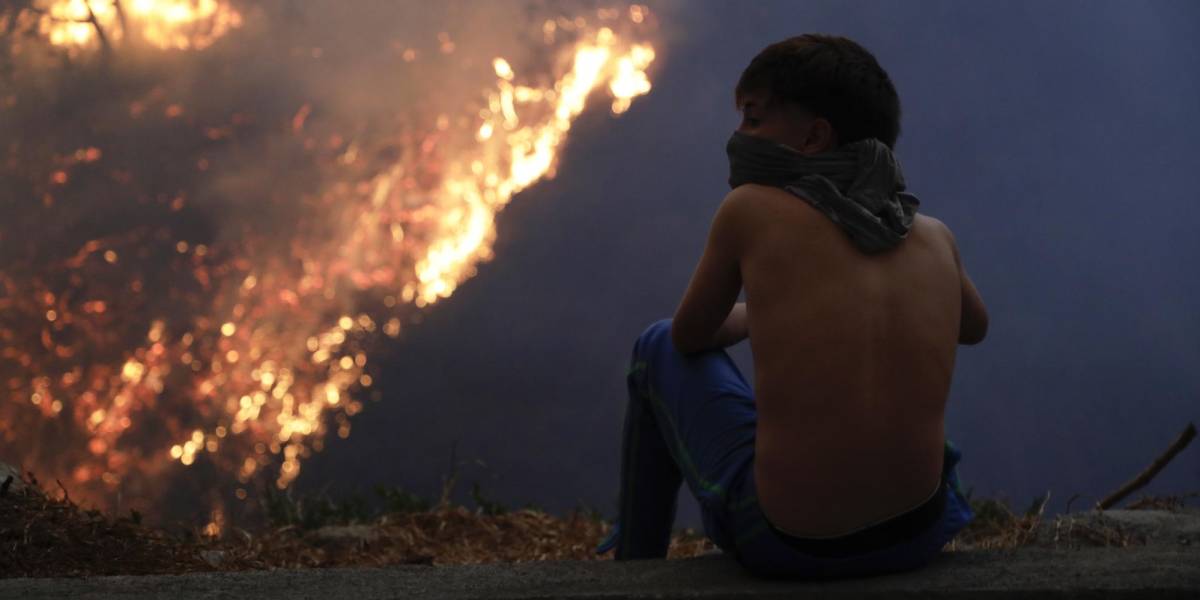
598, 34, 988, 578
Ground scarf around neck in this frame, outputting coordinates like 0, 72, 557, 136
726, 131, 920, 254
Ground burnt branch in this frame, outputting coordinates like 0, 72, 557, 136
113, 0, 129, 40
83, 0, 112, 54
1097, 422, 1197, 510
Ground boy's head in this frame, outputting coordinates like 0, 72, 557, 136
735, 34, 901, 154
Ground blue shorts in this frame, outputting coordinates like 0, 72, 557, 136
597, 319, 974, 579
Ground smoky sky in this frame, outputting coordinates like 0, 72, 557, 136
296, 0, 1200, 524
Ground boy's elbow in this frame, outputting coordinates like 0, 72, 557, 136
958, 313, 989, 345
669, 322, 706, 355
959, 329, 986, 346
670, 329, 697, 355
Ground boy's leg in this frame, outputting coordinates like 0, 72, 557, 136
605, 319, 757, 559
609, 356, 684, 559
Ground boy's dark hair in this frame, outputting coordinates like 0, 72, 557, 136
736, 34, 901, 149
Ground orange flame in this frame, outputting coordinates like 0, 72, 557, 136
408, 26, 656, 306
2, 4, 657, 514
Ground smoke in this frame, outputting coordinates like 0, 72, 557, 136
0, 0, 657, 525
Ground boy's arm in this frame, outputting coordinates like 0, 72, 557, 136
958, 268, 988, 345
943, 224, 988, 345
671, 191, 749, 354
712, 302, 749, 348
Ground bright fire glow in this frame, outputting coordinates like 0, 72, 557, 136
1, 4, 657, 515
38, 0, 242, 50
413, 29, 656, 306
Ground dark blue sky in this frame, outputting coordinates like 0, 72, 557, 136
303, 0, 1200, 523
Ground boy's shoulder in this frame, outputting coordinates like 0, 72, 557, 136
722, 182, 800, 207
716, 183, 858, 249
912, 213, 959, 253
718, 183, 825, 226
914, 213, 950, 235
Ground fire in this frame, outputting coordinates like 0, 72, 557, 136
409, 28, 656, 306
0, 4, 657, 519
38, 0, 242, 51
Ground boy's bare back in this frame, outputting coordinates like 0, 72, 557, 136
725, 183, 982, 536
663, 34, 989, 544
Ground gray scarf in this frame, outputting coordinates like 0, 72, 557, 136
726, 131, 920, 254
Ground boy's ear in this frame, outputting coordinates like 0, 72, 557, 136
801, 117, 838, 154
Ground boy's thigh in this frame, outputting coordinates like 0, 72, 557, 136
631, 320, 757, 509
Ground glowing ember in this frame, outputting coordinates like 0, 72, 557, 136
0, 3, 657, 520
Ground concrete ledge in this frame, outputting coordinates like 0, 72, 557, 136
2, 545, 1197, 600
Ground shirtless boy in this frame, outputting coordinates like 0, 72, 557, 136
598, 34, 989, 578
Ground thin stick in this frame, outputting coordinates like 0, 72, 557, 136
439, 441, 459, 508
83, 0, 110, 53
1064, 492, 1081, 513
1097, 422, 1197, 510
112, 0, 128, 39
55, 478, 71, 503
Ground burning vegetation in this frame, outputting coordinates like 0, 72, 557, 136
0, 1, 657, 528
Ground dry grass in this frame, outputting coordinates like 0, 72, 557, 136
950, 497, 1044, 550
0, 471, 712, 578
5, 471, 1194, 578
1125, 492, 1200, 512
1042, 513, 1145, 549
210, 507, 711, 570
0, 473, 209, 577
951, 491, 1200, 551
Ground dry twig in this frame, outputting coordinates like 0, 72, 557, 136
1097, 422, 1197, 510
82, 0, 111, 53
